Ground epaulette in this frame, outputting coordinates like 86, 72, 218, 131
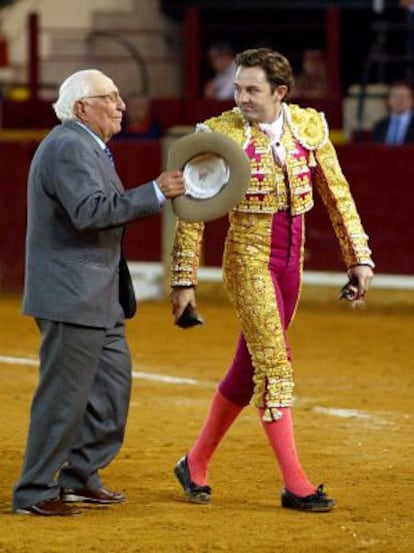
284, 103, 329, 150
196, 109, 248, 146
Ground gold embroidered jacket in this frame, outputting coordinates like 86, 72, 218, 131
171, 104, 374, 286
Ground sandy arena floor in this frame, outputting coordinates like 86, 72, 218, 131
0, 286, 413, 553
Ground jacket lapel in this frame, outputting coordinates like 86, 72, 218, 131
63, 121, 125, 193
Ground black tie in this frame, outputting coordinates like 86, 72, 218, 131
103, 146, 115, 166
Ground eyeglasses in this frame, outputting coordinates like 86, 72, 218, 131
82, 91, 122, 103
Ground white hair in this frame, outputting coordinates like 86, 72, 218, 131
53, 69, 111, 121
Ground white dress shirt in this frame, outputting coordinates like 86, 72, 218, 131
258, 112, 286, 165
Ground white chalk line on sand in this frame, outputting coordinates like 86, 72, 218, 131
0, 354, 201, 386
0, 355, 39, 367
0, 354, 391, 422
312, 406, 371, 419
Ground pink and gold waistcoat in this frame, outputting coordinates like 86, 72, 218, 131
198, 104, 328, 216
171, 103, 374, 288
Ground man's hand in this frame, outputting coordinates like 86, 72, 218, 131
156, 170, 185, 199
347, 264, 374, 304
170, 287, 196, 323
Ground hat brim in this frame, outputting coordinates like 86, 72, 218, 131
167, 131, 250, 222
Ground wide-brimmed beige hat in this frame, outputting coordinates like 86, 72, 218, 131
167, 131, 251, 222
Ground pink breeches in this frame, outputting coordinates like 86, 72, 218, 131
219, 211, 304, 407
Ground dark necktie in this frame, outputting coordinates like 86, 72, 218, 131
103, 146, 115, 166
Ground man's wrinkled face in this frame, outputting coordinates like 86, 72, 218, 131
233, 66, 287, 124
75, 75, 126, 142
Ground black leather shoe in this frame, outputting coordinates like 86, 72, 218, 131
15, 498, 81, 516
61, 486, 125, 504
174, 456, 211, 504
281, 485, 337, 512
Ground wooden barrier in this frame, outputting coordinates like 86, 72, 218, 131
204, 144, 414, 276
0, 140, 413, 293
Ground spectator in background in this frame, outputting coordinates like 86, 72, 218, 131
372, 80, 414, 144
118, 92, 162, 139
203, 42, 236, 100
291, 48, 328, 99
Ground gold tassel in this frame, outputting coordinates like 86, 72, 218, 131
261, 407, 283, 422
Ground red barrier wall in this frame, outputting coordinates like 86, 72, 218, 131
112, 140, 163, 263
0, 141, 38, 293
0, 141, 413, 293
307, 144, 414, 275
0, 139, 163, 293
204, 145, 414, 276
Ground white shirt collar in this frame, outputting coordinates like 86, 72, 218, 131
258, 110, 284, 144
75, 121, 107, 150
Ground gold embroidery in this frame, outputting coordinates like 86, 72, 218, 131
285, 103, 329, 149
202, 106, 372, 267
205, 108, 318, 216
223, 212, 294, 411
313, 140, 373, 267
170, 220, 204, 286
170, 104, 374, 413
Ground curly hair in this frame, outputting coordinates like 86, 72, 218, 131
235, 48, 294, 94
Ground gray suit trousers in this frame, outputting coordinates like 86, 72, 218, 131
12, 317, 131, 510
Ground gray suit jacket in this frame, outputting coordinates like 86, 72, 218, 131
23, 121, 161, 328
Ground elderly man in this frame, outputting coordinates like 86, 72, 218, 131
12, 69, 184, 516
